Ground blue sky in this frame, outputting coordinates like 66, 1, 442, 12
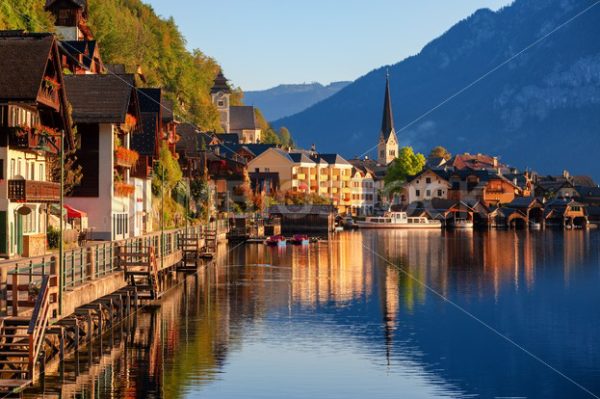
146, 0, 514, 91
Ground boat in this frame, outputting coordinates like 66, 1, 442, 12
290, 234, 310, 245
266, 235, 286, 246
356, 212, 442, 229
449, 219, 474, 229
342, 216, 358, 229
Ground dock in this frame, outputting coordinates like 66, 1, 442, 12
0, 224, 218, 396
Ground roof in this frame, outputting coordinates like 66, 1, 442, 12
0, 33, 54, 101
406, 168, 451, 183
138, 88, 161, 113
217, 133, 240, 145
448, 169, 520, 189
230, 106, 257, 130
268, 204, 334, 216
315, 153, 351, 166
176, 123, 207, 155
161, 99, 174, 123
211, 69, 231, 94
217, 144, 276, 159
64, 74, 136, 123
61, 40, 97, 68
288, 151, 316, 164
575, 186, 600, 198
105, 64, 126, 74
131, 113, 158, 156
572, 176, 597, 187
45, 0, 87, 11
506, 196, 542, 209
447, 153, 506, 171
348, 158, 387, 179
379, 74, 395, 141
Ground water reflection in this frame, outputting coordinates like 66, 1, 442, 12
26, 230, 600, 398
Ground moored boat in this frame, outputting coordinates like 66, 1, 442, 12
356, 212, 441, 229
290, 234, 310, 245
266, 235, 286, 246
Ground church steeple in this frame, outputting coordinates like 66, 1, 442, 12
380, 71, 395, 141
211, 69, 232, 132
377, 71, 399, 165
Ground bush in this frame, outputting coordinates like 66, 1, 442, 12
47, 226, 60, 249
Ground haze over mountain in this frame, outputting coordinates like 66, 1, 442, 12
273, 0, 600, 179
244, 81, 350, 121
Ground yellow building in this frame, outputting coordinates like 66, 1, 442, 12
247, 148, 357, 213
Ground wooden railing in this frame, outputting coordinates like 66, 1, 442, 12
27, 275, 51, 378
8, 180, 61, 203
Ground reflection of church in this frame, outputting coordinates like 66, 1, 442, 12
211, 70, 262, 144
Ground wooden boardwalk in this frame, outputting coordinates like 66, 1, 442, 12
0, 225, 219, 395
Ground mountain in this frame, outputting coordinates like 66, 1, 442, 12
273, 0, 600, 179
245, 81, 350, 121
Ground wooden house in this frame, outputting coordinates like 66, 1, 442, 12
503, 197, 545, 228
544, 199, 588, 229
447, 169, 522, 207
0, 31, 74, 257
63, 74, 141, 240
44, 0, 93, 41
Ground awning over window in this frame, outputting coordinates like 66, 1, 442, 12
64, 204, 87, 219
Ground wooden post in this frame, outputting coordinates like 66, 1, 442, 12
12, 272, 18, 316
86, 246, 96, 281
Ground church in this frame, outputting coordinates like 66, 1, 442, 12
377, 73, 399, 165
211, 70, 262, 144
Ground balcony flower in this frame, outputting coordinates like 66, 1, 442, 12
115, 146, 140, 168
114, 181, 135, 197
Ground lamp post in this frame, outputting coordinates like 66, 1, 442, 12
37, 130, 64, 314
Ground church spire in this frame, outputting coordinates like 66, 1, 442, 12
380, 70, 395, 140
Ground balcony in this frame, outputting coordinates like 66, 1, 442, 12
320, 174, 328, 181
37, 77, 60, 110
114, 181, 135, 197
115, 146, 140, 168
8, 180, 60, 202
293, 173, 306, 180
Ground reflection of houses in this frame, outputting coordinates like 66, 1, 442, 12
64, 74, 141, 240
0, 32, 74, 257
544, 199, 588, 228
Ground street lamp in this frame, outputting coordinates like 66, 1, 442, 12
36, 130, 64, 315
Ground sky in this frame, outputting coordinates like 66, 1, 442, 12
145, 0, 514, 91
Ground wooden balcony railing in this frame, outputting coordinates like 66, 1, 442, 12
8, 180, 60, 202
37, 77, 60, 110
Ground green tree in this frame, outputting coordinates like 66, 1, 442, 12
429, 146, 452, 160
384, 146, 426, 192
278, 127, 293, 147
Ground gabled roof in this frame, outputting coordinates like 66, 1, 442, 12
132, 113, 158, 156
138, 88, 161, 113
575, 186, 600, 199
506, 196, 543, 209
45, 0, 87, 11
406, 168, 451, 184
349, 158, 387, 179
64, 74, 137, 123
0, 33, 54, 101
230, 106, 257, 130
447, 153, 506, 171
217, 144, 276, 159
61, 40, 98, 69
217, 133, 240, 145
315, 153, 351, 166
288, 151, 316, 164
161, 99, 174, 123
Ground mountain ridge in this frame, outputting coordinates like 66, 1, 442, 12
244, 81, 350, 121
273, 0, 600, 179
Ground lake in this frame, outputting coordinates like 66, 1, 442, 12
26, 229, 600, 398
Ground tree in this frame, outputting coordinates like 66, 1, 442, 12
278, 127, 293, 147
384, 146, 426, 192
429, 146, 451, 160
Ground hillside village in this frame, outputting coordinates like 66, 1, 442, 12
0, 0, 599, 262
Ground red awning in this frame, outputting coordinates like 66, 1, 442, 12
298, 183, 309, 191
64, 204, 87, 219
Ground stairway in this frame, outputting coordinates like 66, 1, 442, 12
201, 229, 217, 258
120, 246, 160, 300
0, 275, 53, 395
178, 232, 203, 272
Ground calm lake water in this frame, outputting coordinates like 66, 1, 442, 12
26, 230, 600, 399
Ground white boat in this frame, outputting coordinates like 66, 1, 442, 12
356, 212, 442, 229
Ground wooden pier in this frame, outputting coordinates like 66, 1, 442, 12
0, 224, 219, 396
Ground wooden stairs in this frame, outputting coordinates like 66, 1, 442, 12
0, 274, 55, 395
178, 232, 204, 272
119, 246, 160, 300
201, 229, 217, 259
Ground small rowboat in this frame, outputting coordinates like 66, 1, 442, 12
266, 235, 286, 247
290, 234, 309, 245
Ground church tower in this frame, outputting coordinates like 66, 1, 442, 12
377, 72, 399, 165
211, 69, 231, 132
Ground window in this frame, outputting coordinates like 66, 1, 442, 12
218, 101, 224, 106
30, 163, 35, 180
264, 168, 270, 172
426, 190, 431, 197
10, 159, 15, 178
437, 189, 443, 197
39, 164, 44, 181
416, 190, 421, 197
426, 177, 431, 184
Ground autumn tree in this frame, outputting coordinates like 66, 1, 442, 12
429, 146, 452, 160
